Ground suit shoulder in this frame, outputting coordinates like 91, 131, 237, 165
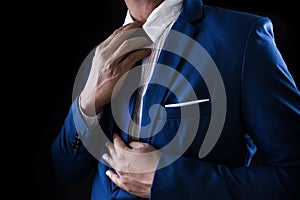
203, 5, 271, 30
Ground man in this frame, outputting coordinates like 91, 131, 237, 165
52, 0, 300, 199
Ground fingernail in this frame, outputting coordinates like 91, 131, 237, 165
102, 154, 108, 160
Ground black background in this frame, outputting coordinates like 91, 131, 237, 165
30, 1, 299, 199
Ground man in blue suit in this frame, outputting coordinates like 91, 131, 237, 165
52, 0, 300, 199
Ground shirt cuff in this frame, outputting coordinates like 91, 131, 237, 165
78, 96, 103, 130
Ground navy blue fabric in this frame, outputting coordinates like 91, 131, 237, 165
52, 0, 300, 199
118, 90, 137, 144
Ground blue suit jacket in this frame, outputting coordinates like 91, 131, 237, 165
52, 0, 300, 199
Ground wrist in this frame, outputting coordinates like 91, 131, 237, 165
79, 94, 99, 117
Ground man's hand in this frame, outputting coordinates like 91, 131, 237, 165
103, 134, 161, 198
80, 21, 152, 116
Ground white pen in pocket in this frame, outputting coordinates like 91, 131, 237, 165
164, 99, 210, 108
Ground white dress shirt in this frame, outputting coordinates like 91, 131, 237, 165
124, 0, 183, 139
80, 0, 183, 134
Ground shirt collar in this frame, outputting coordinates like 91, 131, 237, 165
123, 0, 183, 43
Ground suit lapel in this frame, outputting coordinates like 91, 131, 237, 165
143, 0, 204, 103
140, 0, 204, 142
140, 19, 197, 142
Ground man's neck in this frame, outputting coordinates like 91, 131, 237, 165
124, 0, 164, 22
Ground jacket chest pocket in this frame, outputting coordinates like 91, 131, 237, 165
143, 101, 211, 157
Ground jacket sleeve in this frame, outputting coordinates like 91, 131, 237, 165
150, 18, 300, 199
51, 97, 97, 184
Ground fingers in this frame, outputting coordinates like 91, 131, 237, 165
103, 140, 116, 168
106, 169, 151, 198
106, 170, 122, 186
116, 21, 144, 34
104, 134, 127, 153
102, 153, 114, 168
113, 133, 128, 149
102, 134, 128, 168
101, 21, 144, 47
111, 36, 152, 62
95, 21, 151, 75
129, 141, 146, 149
104, 21, 146, 52
119, 49, 151, 71
105, 141, 115, 157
